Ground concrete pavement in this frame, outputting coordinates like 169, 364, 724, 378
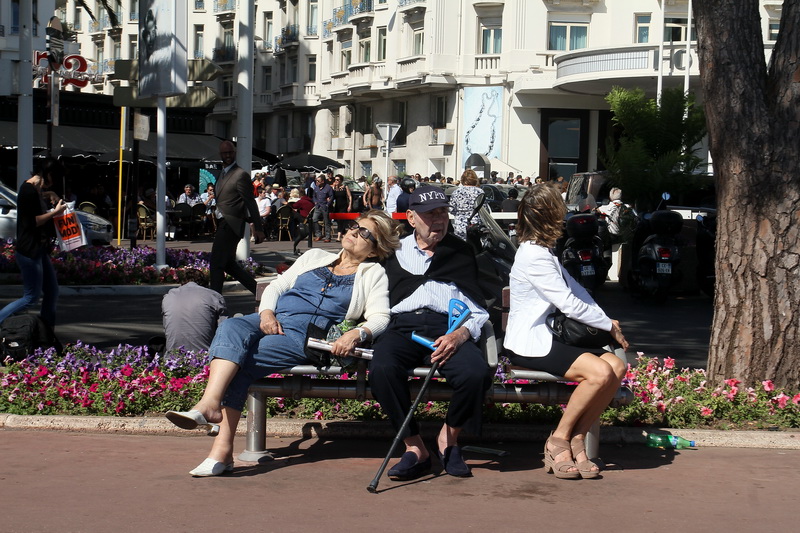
1, 428, 798, 532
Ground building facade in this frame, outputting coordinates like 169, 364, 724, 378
16, 0, 783, 179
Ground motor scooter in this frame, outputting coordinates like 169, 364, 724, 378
628, 193, 684, 301
695, 210, 717, 297
557, 212, 610, 294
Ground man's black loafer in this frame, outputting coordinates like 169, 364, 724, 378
387, 451, 432, 481
438, 446, 472, 477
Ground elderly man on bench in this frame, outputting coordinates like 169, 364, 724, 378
369, 185, 492, 481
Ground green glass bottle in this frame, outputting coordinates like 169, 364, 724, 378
646, 434, 696, 449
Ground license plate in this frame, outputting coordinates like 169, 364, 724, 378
581, 265, 596, 276
656, 262, 672, 274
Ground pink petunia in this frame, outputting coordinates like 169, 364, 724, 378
313, 410, 324, 420
793, 393, 800, 406
663, 357, 675, 370
700, 406, 713, 417
773, 393, 790, 409
724, 378, 741, 388
761, 380, 775, 392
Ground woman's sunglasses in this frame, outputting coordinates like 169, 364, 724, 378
349, 222, 376, 244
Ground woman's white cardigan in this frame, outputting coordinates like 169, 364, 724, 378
257, 249, 391, 337
504, 241, 612, 357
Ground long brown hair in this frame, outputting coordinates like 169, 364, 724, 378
516, 183, 567, 248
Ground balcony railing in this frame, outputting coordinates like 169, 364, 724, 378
214, 0, 237, 14
130, 12, 139, 22
398, 0, 426, 6
331, 4, 353, 28
351, 0, 374, 17
195, 0, 206, 10
322, 19, 334, 39
212, 46, 237, 62
72, 21, 81, 31
307, 25, 318, 37
101, 11, 121, 30
102, 58, 121, 74
194, 49, 205, 59
274, 24, 299, 53
89, 20, 102, 33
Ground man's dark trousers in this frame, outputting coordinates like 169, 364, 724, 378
369, 310, 491, 439
209, 218, 257, 294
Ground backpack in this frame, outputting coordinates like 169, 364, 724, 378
0, 315, 62, 362
614, 203, 637, 243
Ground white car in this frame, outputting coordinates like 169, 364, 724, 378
0, 182, 114, 245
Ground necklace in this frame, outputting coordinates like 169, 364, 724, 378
464, 90, 499, 157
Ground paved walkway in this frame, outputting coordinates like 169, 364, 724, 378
1, 428, 797, 532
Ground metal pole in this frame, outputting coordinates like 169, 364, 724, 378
235, 0, 254, 262
117, 107, 127, 245
684, 0, 693, 97
156, 97, 167, 268
17, 0, 33, 188
656, 0, 665, 105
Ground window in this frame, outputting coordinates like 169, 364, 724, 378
360, 37, 371, 63
480, 26, 502, 54
194, 25, 204, 58
341, 40, 352, 70
768, 19, 780, 41
308, 55, 317, 81
128, 35, 137, 59
412, 28, 424, 56
361, 161, 372, 178
393, 160, 406, 175
394, 101, 407, 145
331, 109, 340, 138
663, 17, 695, 43
635, 14, 651, 43
96, 43, 104, 64
548, 22, 588, 51
308, 0, 318, 35
540, 109, 590, 183
263, 66, 273, 92
376, 27, 387, 61
264, 12, 273, 44
222, 76, 233, 98
112, 36, 121, 59
223, 24, 234, 49
289, 57, 298, 83
432, 96, 447, 129
360, 105, 373, 134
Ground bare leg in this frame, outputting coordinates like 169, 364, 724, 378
191, 358, 239, 424
437, 424, 462, 453
552, 353, 626, 471
402, 435, 430, 461
205, 406, 242, 464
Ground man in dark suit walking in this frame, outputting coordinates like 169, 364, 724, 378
209, 140, 265, 294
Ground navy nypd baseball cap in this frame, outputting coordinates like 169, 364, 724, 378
408, 185, 449, 213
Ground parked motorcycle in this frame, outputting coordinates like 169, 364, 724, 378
695, 210, 717, 297
557, 212, 610, 294
628, 193, 684, 301
464, 194, 517, 333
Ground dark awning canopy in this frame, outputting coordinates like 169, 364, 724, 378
0, 121, 227, 161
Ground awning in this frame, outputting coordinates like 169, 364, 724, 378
0, 121, 226, 161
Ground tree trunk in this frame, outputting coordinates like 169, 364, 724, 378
695, 0, 800, 388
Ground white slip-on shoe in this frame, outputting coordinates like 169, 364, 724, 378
189, 458, 235, 477
165, 410, 220, 436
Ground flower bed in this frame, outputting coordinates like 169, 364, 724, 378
2, 345, 799, 429
0, 241, 271, 285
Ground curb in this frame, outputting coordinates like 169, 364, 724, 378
1, 414, 798, 449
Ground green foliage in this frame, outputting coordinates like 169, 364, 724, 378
600, 86, 709, 210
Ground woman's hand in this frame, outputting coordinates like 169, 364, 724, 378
610, 320, 629, 351
259, 310, 284, 335
330, 329, 360, 357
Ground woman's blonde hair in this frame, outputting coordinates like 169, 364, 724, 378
289, 188, 301, 199
516, 183, 567, 248
359, 210, 402, 260
460, 169, 479, 187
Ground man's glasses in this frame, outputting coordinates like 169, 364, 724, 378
349, 222, 376, 244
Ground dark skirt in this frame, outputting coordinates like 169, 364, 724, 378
507, 337, 608, 377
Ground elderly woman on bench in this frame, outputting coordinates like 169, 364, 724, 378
166, 210, 401, 477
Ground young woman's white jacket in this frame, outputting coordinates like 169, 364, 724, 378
504, 241, 612, 358
257, 248, 390, 337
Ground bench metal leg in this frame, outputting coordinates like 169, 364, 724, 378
238, 390, 275, 463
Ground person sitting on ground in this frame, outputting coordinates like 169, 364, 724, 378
165, 210, 401, 477
370, 185, 492, 482
504, 183, 628, 480
162, 269, 227, 353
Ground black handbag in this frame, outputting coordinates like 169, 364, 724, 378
546, 310, 615, 349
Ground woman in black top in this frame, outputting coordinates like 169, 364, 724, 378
0, 160, 67, 328
331, 175, 352, 241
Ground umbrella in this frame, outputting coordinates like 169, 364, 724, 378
199, 169, 217, 191
278, 153, 345, 172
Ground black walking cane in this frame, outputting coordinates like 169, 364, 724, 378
367, 300, 471, 493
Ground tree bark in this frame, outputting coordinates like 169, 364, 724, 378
695, 0, 800, 388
